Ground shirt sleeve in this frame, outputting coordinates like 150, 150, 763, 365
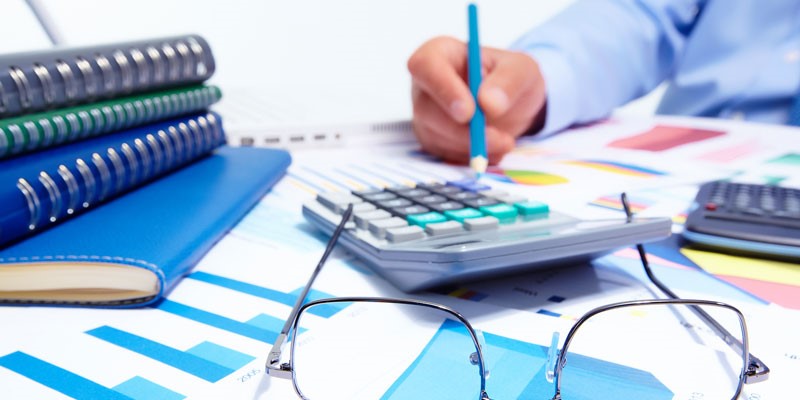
510, 0, 703, 135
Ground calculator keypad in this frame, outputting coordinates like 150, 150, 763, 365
317, 179, 550, 243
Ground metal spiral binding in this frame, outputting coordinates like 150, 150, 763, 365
38, 171, 62, 223
129, 48, 149, 87
55, 59, 77, 101
113, 50, 133, 93
120, 142, 139, 186
175, 41, 193, 79
146, 134, 164, 175
0, 80, 7, 113
187, 36, 208, 76
91, 153, 112, 202
75, 57, 97, 99
16, 178, 41, 230
75, 158, 96, 208
38, 117, 55, 146
168, 126, 185, 164
177, 122, 194, 159
161, 42, 179, 82
157, 130, 174, 169
94, 54, 115, 94
57, 165, 79, 215
133, 138, 152, 181
146, 45, 165, 84
32, 63, 55, 105
9, 66, 33, 109
106, 147, 126, 193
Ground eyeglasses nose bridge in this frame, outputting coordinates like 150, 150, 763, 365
545, 331, 561, 383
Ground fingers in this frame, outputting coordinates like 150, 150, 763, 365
407, 37, 475, 123
412, 84, 515, 165
479, 50, 546, 138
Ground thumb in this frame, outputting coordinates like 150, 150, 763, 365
478, 50, 540, 119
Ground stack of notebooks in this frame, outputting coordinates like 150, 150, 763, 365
0, 35, 291, 308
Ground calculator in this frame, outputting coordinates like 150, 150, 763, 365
683, 181, 800, 260
302, 179, 672, 292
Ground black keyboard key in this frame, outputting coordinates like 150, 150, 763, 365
377, 198, 413, 209
392, 205, 431, 217
429, 201, 465, 212
416, 194, 449, 205
448, 191, 480, 201
462, 197, 499, 208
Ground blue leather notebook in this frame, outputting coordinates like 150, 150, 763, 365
0, 146, 291, 307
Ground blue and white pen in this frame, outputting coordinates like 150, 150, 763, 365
467, 3, 488, 177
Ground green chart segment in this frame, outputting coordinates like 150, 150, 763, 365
382, 319, 672, 399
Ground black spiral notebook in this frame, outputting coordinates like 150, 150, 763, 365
0, 34, 215, 118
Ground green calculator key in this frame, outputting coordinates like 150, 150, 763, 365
407, 212, 448, 228
479, 203, 518, 222
443, 208, 484, 223
515, 201, 550, 216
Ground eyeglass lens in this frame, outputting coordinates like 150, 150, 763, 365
291, 300, 484, 400
557, 302, 746, 400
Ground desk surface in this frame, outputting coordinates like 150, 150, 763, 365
1, 116, 799, 398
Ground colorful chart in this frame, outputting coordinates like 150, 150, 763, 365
768, 152, 800, 166
680, 248, 800, 310
609, 125, 726, 152
563, 160, 667, 178
387, 320, 672, 399
590, 194, 656, 213
485, 167, 569, 186
695, 140, 760, 163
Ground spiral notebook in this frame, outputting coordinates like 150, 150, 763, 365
0, 145, 292, 307
0, 111, 226, 248
0, 84, 222, 159
0, 34, 215, 118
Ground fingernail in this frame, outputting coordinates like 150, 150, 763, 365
449, 100, 470, 123
484, 87, 509, 114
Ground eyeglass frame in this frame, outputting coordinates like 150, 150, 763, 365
265, 194, 771, 400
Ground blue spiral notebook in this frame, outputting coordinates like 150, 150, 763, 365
0, 146, 291, 307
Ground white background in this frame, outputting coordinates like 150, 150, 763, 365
2, 0, 662, 124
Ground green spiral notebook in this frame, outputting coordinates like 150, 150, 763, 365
0, 84, 222, 159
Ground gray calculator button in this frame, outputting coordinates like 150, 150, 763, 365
363, 192, 398, 202
351, 202, 377, 213
368, 217, 409, 238
496, 194, 527, 204
317, 192, 363, 213
463, 216, 499, 231
386, 225, 425, 243
425, 220, 463, 236
480, 189, 509, 199
354, 209, 392, 229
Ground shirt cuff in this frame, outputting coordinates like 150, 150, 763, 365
518, 46, 580, 137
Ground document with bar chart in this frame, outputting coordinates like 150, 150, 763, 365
1, 116, 799, 399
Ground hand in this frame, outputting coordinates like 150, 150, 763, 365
407, 36, 546, 165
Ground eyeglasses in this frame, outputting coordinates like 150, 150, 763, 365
266, 194, 770, 399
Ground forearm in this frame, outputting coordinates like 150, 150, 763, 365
511, 0, 702, 134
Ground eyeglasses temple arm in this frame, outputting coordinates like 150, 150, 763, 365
266, 204, 355, 370
621, 193, 770, 383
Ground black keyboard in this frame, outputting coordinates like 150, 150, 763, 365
684, 181, 800, 257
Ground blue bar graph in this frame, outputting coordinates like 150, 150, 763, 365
383, 320, 673, 399
86, 326, 233, 382
113, 376, 184, 400
0, 351, 134, 399
156, 300, 277, 343
186, 341, 254, 371
188, 271, 346, 318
